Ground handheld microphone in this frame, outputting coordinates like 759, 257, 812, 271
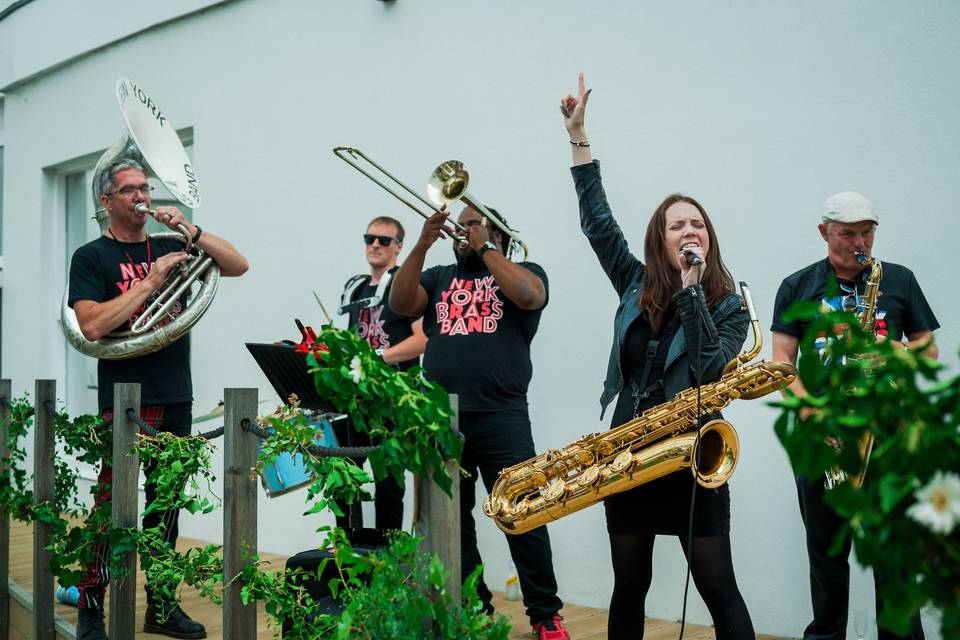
683, 250, 703, 266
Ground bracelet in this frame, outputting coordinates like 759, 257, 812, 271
570, 139, 590, 147
191, 226, 203, 243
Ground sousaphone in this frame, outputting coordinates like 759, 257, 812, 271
59, 78, 220, 359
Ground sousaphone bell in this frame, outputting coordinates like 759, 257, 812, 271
59, 78, 220, 360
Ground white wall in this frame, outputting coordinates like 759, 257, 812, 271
2, 1, 958, 638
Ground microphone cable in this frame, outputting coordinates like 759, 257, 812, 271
677, 261, 704, 640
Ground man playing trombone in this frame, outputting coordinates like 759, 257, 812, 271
390, 205, 570, 640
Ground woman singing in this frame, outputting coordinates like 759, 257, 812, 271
562, 73, 754, 640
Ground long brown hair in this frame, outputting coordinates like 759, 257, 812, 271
638, 194, 736, 331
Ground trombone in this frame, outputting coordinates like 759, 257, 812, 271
333, 146, 529, 261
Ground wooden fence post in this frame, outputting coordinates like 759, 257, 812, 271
416, 394, 461, 602
109, 383, 140, 638
222, 388, 258, 640
33, 380, 56, 639
0, 379, 11, 640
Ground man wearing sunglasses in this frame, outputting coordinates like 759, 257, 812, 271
390, 205, 569, 640
68, 159, 248, 640
771, 191, 938, 640
336, 216, 426, 530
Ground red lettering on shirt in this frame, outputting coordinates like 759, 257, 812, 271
435, 276, 503, 336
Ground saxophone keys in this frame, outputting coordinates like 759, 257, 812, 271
610, 451, 635, 475
481, 496, 503, 517
575, 465, 602, 488
542, 478, 568, 503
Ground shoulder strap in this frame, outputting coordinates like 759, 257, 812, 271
337, 270, 394, 315
338, 274, 370, 315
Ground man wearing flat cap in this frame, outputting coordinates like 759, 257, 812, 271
770, 192, 938, 640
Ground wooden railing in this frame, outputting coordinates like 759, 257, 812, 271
0, 378, 460, 639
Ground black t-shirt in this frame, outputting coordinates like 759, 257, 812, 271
419, 262, 548, 411
345, 269, 419, 372
68, 235, 192, 410
772, 257, 940, 354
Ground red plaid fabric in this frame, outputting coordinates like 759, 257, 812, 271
76, 405, 166, 610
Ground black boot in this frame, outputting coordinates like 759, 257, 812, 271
76, 605, 108, 640
143, 602, 207, 639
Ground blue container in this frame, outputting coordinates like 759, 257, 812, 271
259, 414, 343, 498
56, 585, 79, 607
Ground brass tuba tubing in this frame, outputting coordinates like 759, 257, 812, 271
129, 255, 214, 335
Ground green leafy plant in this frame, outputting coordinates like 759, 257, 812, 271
306, 325, 463, 495
773, 292, 960, 636
0, 323, 499, 638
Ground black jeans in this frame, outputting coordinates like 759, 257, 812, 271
796, 475, 925, 640
333, 417, 405, 530
459, 409, 563, 625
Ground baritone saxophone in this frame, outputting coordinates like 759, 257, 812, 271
483, 282, 797, 535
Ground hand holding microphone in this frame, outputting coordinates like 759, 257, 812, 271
680, 244, 705, 288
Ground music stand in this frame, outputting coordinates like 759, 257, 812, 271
245, 343, 364, 526
245, 343, 332, 412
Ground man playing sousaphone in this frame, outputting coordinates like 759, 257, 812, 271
68, 155, 248, 637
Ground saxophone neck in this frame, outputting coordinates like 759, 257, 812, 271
723, 282, 762, 374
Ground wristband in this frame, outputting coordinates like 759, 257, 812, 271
191, 226, 203, 243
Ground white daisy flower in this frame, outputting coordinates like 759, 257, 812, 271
349, 355, 363, 384
906, 471, 960, 535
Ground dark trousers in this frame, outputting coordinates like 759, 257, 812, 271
796, 475, 925, 640
333, 418, 405, 530
459, 409, 563, 625
77, 403, 192, 610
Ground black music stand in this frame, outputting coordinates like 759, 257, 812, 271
245, 343, 363, 525
245, 343, 332, 412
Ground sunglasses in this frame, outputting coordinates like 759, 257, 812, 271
838, 280, 862, 313
363, 234, 397, 246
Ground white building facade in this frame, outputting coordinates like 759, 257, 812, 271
1, 1, 957, 637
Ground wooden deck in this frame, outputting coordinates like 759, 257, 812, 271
6, 520, 787, 639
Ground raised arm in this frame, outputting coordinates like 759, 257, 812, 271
563, 72, 643, 296
154, 205, 249, 277
390, 210, 448, 317
464, 223, 546, 310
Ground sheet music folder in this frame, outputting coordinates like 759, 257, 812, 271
245, 343, 332, 411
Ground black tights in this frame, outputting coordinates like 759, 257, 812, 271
607, 532, 754, 640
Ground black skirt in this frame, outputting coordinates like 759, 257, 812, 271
603, 470, 731, 536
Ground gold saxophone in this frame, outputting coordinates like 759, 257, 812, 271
825, 253, 882, 490
483, 282, 797, 535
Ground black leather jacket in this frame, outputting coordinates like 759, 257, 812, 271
571, 161, 749, 418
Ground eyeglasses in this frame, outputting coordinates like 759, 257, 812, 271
106, 185, 154, 197
363, 234, 397, 246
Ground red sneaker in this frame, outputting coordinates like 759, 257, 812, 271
532, 614, 570, 640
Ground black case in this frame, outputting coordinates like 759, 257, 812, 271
281, 528, 389, 636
